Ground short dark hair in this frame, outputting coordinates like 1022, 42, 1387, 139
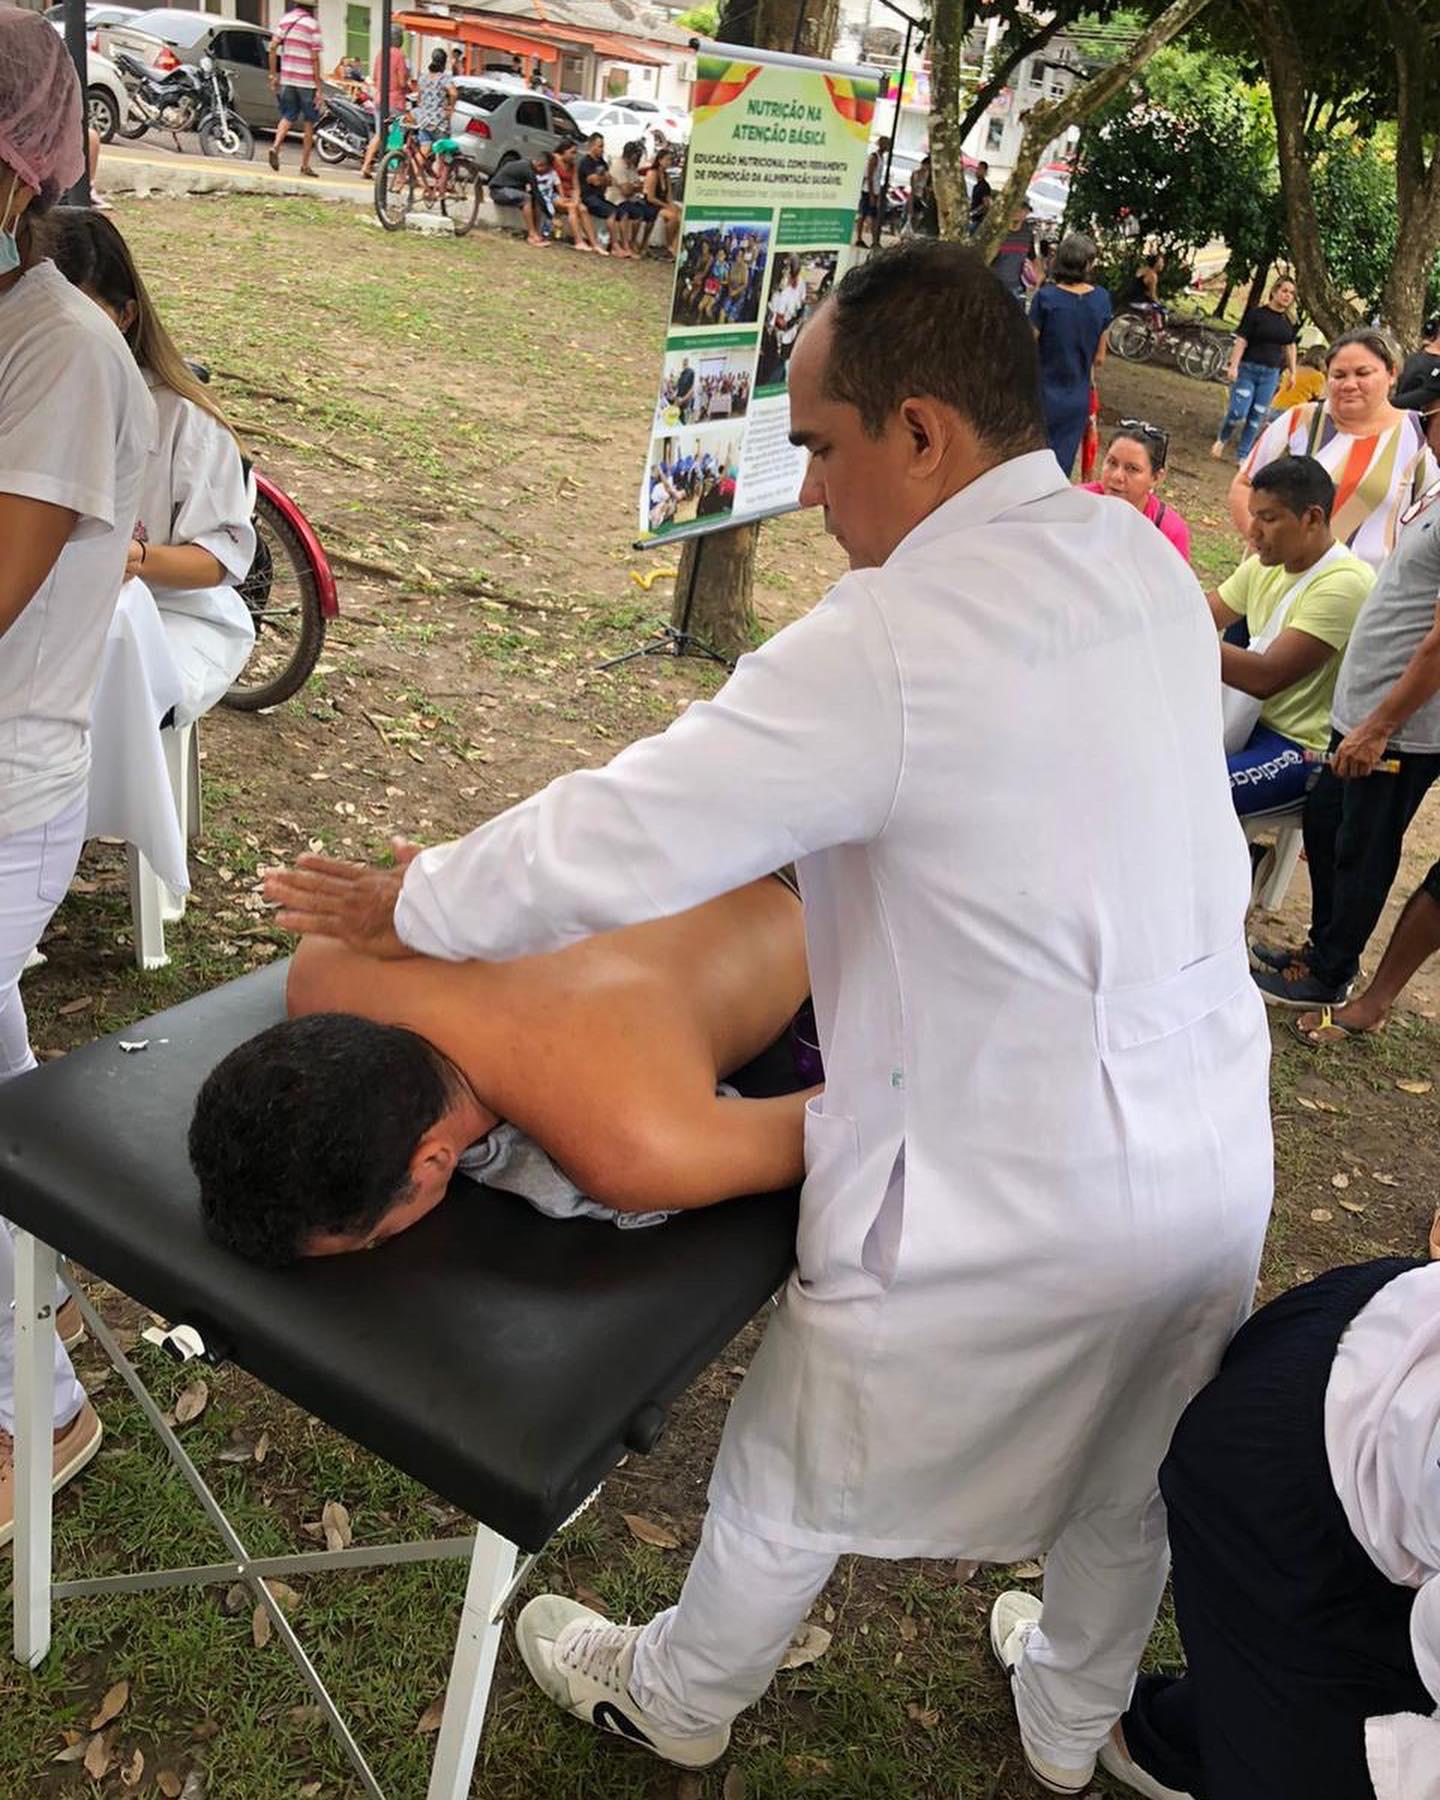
429, 47, 446, 71
1251, 453, 1335, 521
1325, 329, 1398, 374
1052, 232, 1096, 284
189, 1014, 456, 1266
820, 240, 1045, 453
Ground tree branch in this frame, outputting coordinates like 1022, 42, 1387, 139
973, 0, 1215, 264
956, 2, 1084, 147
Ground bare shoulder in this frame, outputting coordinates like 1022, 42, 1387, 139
285, 935, 475, 1026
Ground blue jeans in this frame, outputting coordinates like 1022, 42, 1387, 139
1227, 722, 1310, 816
1218, 361, 1282, 458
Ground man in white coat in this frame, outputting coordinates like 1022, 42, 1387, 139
266, 242, 1274, 1792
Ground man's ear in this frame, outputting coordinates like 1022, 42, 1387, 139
896, 395, 952, 478
408, 1127, 458, 1198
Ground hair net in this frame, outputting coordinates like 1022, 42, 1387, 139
0, 6, 83, 205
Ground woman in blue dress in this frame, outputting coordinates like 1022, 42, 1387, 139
1030, 233, 1113, 478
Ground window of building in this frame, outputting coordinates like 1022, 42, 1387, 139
344, 3, 369, 66
985, 116, 1004, 151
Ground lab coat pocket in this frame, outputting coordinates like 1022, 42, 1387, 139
35, 809, 82, 906
798, 1098, 879, 1294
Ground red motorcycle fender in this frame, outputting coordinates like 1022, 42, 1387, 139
253, 470, 340, 619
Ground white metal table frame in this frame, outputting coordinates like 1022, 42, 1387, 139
11, 1228, 546, 1800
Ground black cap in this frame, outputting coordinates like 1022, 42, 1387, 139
1393, 351, 1440, 412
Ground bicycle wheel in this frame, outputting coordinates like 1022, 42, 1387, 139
1175, 335, 1214, 381
375, 147, 413, 231
1108, 315, 1156, 362
225, 490, 325, 712
441, 156, 482, 236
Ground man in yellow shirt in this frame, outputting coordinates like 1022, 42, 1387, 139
1208, 455, 1375, 814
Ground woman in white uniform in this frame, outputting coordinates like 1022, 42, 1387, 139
44, 208, 256, 726
0, 7, 156, 1540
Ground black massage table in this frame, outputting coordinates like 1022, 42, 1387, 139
0, 962, 799, 1798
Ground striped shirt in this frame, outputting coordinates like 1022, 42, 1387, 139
1243, 403, 1437, 572
275, 6, 322, 88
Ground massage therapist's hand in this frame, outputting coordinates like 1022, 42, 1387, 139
1332, 720, 1390, 780
264, 838, 422, 955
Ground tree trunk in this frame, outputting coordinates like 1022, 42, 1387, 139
973, 0, 1216, 267
1214, 271, 1238, 317
927, 0, 969, 237
953, 2, 1081, 156
1374, 0, 1440, 342
670, 0, 840, 652
1243, 255, 1272, 317
1239, 0, 1359, 340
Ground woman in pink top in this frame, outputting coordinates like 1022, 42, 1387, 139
1081, 419, 1191, 563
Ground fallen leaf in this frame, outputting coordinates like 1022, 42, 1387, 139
223, 1582, 248, 1615
51, 1739, 90, 1763
121, 1746, 145, 1787
783, 1754, 834, 1778
264, 1578, 300, 1614
252, 1603, 272, 1648
416, 1696, 446, 1735
779, 1623, 832, 1670
299, 1785, 322, 1797
322, 1498, 352, 1552
253, 1430, 271, 1464
1330, 1172, 1350, 1190
1373, 1172, 1401, 1187
156, 1773, 184, 1798
190, 1719, 220, 1742
288, 1705, 323, 1729
573, 1584, 606, 1613
1012, 1560, 1044, 1580
897, 1612, 918, 1642
1296, 1095, 1340, 1114
1311, 1208, 1334, 1223
1339, 1199, 1368, 1214
180, 1774, 207, 1800
84, 1729, 117, 1781
174, 1380, 209, 1425
823, 1603, 836, 1623
1396, 1078, 1433, 1095
906, 1702, 941, 1728
90, 1679, 130, 1729
622, 1512, 680, 1550
58, 996, 93, 1016
722, 1769, 747, 1800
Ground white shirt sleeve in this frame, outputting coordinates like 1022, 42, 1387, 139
166, 401, 257, 583
395, 574, 904, 961
0, 323, 136, 533
1367, 1713, 1440, 1800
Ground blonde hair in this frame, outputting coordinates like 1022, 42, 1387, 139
41, 207, 235, 436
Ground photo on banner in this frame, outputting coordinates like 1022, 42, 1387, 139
638, 41, 879, 543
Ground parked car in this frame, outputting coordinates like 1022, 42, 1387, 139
102, 10, 277, 129
1025, 167, 1071, 223
47, 20, 132, 142
566, 98, 657, 161
45, 2, 140, 44
611, 91, 689, 142
448, 80, 581, 176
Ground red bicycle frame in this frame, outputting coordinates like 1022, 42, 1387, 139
253, 471, 340, 620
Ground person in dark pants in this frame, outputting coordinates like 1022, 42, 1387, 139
1253, 354, 1440, 1007
1099, 1258, 1439, 1800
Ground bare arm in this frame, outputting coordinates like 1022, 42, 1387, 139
1220, 627, 1337, 700
1228, 467, 1254, 538
1207, 588, 1243, 631
0, 494, 79, 638
1227, 335, 1248, 383
1334, 602, 1440, 777
129, 541, 225, 589
580, 1088, 816, 1214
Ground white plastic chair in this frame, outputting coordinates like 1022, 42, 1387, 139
1243, 800, 1306, 913
125, 718, 200, 971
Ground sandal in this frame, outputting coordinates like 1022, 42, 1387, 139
1291, 1005, 1383, 1047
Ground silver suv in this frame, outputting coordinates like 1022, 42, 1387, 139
449, 80, 582, 176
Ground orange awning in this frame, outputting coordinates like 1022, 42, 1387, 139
394, 11, 560, 60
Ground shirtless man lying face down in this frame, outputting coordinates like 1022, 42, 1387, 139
189, 875, 812, 1265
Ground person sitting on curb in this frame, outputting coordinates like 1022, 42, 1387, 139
578, 132, 623, 257
487, 153, 553, 248
1252, 355, 1440, 1008
1208, 456, 1374, 818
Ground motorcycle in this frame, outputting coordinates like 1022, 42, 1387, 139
315, 86, 373, 167
113, 50, 255, 159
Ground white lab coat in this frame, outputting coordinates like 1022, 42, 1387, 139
134, 376, 256, 727
396, 451, 1275, 1559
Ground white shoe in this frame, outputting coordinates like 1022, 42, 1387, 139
514, 1594, 730, 1769
1099, 1737, 1194, 1799
988, 1591, 1094, 1796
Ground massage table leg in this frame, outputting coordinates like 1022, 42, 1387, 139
12, 1230, 57, 1669
427, 1526, 520, 1800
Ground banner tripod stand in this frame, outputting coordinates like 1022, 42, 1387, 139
599, 535, 734, 672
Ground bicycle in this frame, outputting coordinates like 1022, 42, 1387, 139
1107, 306, 1229, 383
374, 117, 482, 236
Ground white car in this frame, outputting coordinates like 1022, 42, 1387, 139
568, 98, 669, 162
48, 20, 132, 142
1026, 172, 1071, 223
612, 91, 689, 143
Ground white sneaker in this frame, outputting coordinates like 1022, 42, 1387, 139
514, 1594, 730, 1769
988, 1591, 1094, 1796
1099, 1736, 1194, 1799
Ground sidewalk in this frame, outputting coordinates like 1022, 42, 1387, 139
102, 141, 373, 207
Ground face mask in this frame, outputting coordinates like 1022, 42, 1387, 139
0, 174, 23, 276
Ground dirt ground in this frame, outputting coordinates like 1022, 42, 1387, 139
6, 200, 1438, 1800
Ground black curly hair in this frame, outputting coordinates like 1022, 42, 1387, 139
189, 1013, 457, 1266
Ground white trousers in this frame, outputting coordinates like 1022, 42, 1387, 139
0, 793, 89, 1434
627, 1492, 1169, 1765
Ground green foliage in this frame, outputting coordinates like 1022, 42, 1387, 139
674, 2, 719, 33
1310, 137, 1398, 316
